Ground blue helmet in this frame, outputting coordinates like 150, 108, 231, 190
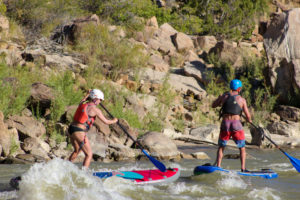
230, 79, 242, 90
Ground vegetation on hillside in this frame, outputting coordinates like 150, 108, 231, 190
0, 0, 280, 133
5, 0, 268, 40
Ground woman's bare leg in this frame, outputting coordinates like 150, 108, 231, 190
69, 132, 84, 162
81, 137, 92, 169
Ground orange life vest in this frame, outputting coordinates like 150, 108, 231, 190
73, 102, 95, 129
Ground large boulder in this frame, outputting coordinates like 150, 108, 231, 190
110, 119, 139, 148
266, 120, 300, 137
263, 8, 300, 103
275, 105, 300, 122
193, 35, 217, 52
183, 61, 212, 85
209, 40, 243, 68
108, 144, 137, 161
87, 126, 108, 159
51, 14, 100, 44
6, 114, 46, 139
0, 111, 11, 156
146, 23, 177, 54
138, 131, 180, 160
148, 53, 169, 72
0, 15, 9, 38
171, 32, 194, 52
140, 68, 207, 99
21, 137, 50, 159
190, 125, 219, 142
28, 82, 55, 116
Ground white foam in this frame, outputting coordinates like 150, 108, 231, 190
17, 158, 130, 200
268, 162, 294, 172
167, 182, 203, 194
247, 188, 281, 200
217, 172, 247, 190
0, 191, 17, 199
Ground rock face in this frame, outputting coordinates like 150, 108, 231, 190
0, 111, 11, 156
276, 105, 300, 122
29, 82, 55, 115
138, 131, 180, 160
0, 15, 9, 37
6, 115, 46, 139
264, 8, 300, 103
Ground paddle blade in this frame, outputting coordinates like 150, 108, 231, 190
116, 171, 144, 179
284, 152, 300, 173
142, 149, 166, 172
93, 171, 144, 179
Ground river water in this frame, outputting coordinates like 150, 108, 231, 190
0, 145, 299, 200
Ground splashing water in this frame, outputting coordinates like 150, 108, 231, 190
17, 158, 130, 200
217, 172, 248, 190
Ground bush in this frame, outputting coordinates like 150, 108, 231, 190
46, 71, 83, 122
0, 0, 6, 15
73, 24, 148, 81
176, 0, 268, 39
98, 0, 173, 30
5, 0, 84, 36
0, 64, 41, 117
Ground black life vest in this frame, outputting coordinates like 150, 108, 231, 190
220, 92, 242, 116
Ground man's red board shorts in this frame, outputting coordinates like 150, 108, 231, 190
218, 120, 245, 148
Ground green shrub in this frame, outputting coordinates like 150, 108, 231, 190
73, 24, 148, 81
50, 129, 66, 145
176, 0, 268, 39
205, 71, 226, 96
156, 75, 177, 107
0, 64, 41, 117
6, 0, 84, 36
47, 71, 83, 122
171, 113, 185, 133
98, 0, 173, 30
9, 137, 19, 156
0, 0, 6, 15
106, 98, 143, 130
239, 57, 277, 112
142, 112, 163, 133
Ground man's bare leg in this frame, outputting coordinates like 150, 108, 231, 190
240, 147, 246, 171
216, 146, 225, 167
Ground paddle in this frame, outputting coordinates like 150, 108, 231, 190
93, 171, 144, 179
246, 119, 300, 173
100, 103, 167, 172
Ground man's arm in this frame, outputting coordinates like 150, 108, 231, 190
242, 99, 252, 123
212, 94, 224, 108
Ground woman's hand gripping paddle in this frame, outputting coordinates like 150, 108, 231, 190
100, 103, 167, 172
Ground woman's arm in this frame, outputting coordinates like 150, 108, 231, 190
79, 90, 91, 104
94, 108, 118, 125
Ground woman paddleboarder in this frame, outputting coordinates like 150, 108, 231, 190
68, 89, 118, 169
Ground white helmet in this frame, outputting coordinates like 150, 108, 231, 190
89, 89, 104, 100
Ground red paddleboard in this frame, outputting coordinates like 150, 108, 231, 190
131, 168, 180, 185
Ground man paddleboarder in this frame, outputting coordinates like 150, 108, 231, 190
212, 79, 252, 172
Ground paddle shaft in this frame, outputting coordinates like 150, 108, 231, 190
247, 121, 286, 154
99, 103, 143, 148
100, 103, 166, 172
